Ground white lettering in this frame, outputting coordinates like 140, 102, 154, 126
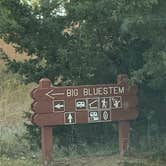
93, 88, 97, 95
109, 87, 114, 94
83, 88, 88, 96
79, 86, 125, 97
97, 88, 102, 95
89, 88, 93, 96
119, 87, 125, 94
66, 89, 78, 97
103, 87, 108, 95
114, 87, 118, 94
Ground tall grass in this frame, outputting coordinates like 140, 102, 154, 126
0, 64, 36, 156
0, 64, 36, 126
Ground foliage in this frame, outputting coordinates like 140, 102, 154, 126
0, 0, 166, 86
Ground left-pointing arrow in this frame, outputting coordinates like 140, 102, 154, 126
45, 89, 65, 99
55, 103, 64, 109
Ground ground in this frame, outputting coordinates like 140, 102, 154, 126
0, 39, 29, 64
0, 154, 165, 166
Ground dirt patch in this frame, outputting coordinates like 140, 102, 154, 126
51, 155, 165, 166
0, 39, 29, 64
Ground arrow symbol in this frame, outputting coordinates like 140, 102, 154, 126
55, 103, 64, 109
45, 89, 65, 99
67, 113, 73, 123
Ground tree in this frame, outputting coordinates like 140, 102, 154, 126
1, 0, 165, 86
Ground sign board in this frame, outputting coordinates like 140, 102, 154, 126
31, 78, 138, 126
30, 74, 138, 163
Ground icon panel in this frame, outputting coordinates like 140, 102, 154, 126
88, 98, 99, 110
53, 100, 65, 112
101, 110, 111, 121
111, 96, 122, 109
64, 112, 76, 124
75, 99, 87, 110
88, 111, 100, 122
100, 97, 110, 110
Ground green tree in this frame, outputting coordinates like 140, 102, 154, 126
1, 0, 165, 87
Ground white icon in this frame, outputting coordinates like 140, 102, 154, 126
46, 89, 64, 99
90, 111, 98, 116
67, 113, 73, 123
55, 103, 64, 109
54, 100, 65, 111
103, 111, 109, 120
89, 111, 99, 121
112, 97, 121, 108
101, 98, 107, 108
76, 101, 86, 108
89, 99, 98, 109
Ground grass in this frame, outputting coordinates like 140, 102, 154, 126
0, 64, 36, 159
0, 156, 41, 166
0, 64, 36, 126
0, 154, 166, 166
0, 64, 166, 166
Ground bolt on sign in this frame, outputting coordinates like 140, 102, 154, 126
31, 74, 138, 165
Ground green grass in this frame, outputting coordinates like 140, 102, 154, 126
0, 125, 30, 157
0, 156, 41, 166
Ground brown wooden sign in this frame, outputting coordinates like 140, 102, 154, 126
30, 74, 138, 165
31, 81, 138, 126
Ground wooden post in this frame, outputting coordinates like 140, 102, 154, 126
39, 78, 53, 165
118, 121, 130, 155
117, 74, 130, 155
41, 127, 53, 165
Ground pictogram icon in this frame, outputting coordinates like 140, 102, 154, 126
100, 98, 110, 109
111, 96, 122, 109
64, 112, 76, 124
88, 98, 99, 109
75, 99, 87, 110
88, 111, 100, 122
53, 100, 65, 111
101, 110, 110, 121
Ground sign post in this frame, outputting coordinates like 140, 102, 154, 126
36, 78, 53, 165
41, 126, 53, 165
117, 74, 130, 155
30, 74, 138, 164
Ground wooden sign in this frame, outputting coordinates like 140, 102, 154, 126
31, 82, 138, 126
30, 74, 138, 165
